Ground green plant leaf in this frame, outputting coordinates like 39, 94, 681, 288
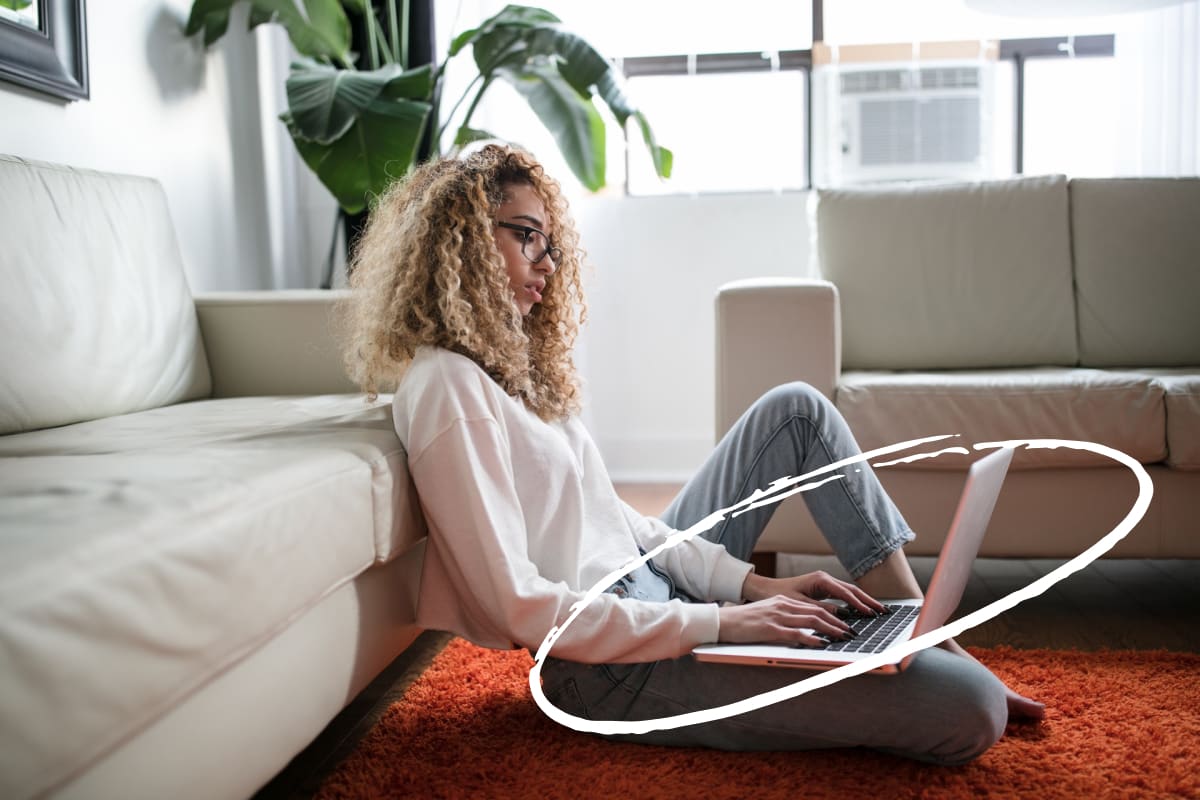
469, 21, 672, 181
285, 60, 426, 143
632, 110, 673, 179
379, 62, 434, 100
470, 24, 536, 74
185, 0, 235, 46
256, 0, 352, 62
448, 3, 560, 58
454, 126, 500, 147
186, 0, 351, 63
594, 70, 673, 179
247, 5, 275, 27
282, 96, 432, 214
0, 0, 34, 11
495, 61, 605, 191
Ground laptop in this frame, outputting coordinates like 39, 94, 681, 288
692, 445, 1013, 675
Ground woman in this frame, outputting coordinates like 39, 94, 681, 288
342, 144, 1041, 765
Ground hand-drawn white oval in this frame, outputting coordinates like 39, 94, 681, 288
527, 437, 1153, 736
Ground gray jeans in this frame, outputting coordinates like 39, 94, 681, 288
542, 382, 1008, 765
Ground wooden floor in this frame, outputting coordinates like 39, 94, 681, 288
254, 483, 1200, 799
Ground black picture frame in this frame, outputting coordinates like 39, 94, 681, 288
0, 0, 88, 101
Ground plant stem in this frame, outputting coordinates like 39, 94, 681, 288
400, 0, 410, 70
434, 72, 484, 146
365, 3, 380, 69
457, 76, 492, 136
372, 22, 395, 65
386, 1, 402, 67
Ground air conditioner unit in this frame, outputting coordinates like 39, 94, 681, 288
815, 61, 996, 186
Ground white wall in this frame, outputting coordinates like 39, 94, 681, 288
0, 1, 281, 292
573, 191, 816, 482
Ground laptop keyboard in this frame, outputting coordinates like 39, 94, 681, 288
813, 603, 920, 654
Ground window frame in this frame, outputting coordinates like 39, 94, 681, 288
620, 50, 815, 194
999, 34, 1115, 174
615, 0, 1117, 193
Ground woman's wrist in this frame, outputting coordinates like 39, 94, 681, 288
740, 571, 776, 602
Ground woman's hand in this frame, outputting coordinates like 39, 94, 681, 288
741, 570, 887, 617
717, 595, 854, 647
717, 570, 889, 647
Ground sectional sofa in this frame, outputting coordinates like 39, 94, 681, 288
0, 155, 426, 799
717, 174, 1199, 561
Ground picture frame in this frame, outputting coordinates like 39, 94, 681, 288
0, 0, 88, 101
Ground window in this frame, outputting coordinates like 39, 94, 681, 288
572, 1, 815, 195
1022, 56, 1121, 177
822, 2, 1148, 183
626, 66, 809, 194
435, 1, 1194, 193
1010, 40, 1121, 177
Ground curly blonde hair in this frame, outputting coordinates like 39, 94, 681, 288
339, 145, 586, 421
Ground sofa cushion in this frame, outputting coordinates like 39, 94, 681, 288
817, 175, 1077, 371
1130, 369, 1200, 471
1071, 178, 1200, 367
0, 156, 211, 435
835, 368, 1166, 470
0, 395, 420, 796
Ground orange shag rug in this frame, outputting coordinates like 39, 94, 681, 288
316, 640, 1200, 800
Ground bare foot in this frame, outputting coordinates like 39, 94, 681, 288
1005, 686, 1046, 721
941, 638, 1045, 721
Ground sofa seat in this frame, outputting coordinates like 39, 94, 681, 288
836, 367, 1168, 470
1129, 368, 1200, 470
0, 394, 416, 797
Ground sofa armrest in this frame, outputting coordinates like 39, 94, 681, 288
715, 278, 841, 438
194, 290, 359, 397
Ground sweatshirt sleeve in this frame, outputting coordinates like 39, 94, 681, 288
619, 501, 753, 605
408, 416, 723, 663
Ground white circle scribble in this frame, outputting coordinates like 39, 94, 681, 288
528, 436, 1153, 735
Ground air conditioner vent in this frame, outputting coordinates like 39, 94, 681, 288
841, 66, 981, 95
859, 96, 981, 165
920, 66, 980, 90
841, 70, 907, 94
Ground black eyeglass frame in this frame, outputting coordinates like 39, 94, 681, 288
496, 221, 563, 265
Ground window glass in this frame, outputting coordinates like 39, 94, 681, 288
531, 1, 813, 57
823, 0, 1136, 44
627, 71, 809, 194
1023, 56, 1121, 177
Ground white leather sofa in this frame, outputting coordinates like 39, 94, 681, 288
716, 175, 1199, 561
0, 155, 427, 799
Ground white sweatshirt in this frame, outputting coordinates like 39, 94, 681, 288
391, 347, 753, 664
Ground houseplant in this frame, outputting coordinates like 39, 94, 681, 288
185, 0, 672, 216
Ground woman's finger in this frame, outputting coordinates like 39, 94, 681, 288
821, 577, 887, 614
769, 624, 829, 648
777, 605, 851, 637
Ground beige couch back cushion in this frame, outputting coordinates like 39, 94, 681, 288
817, 175, 1077, 370
0, 156, 211, 434
1071, 177, 1200, 367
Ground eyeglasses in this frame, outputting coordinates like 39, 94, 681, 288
496, 221, 562, 265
